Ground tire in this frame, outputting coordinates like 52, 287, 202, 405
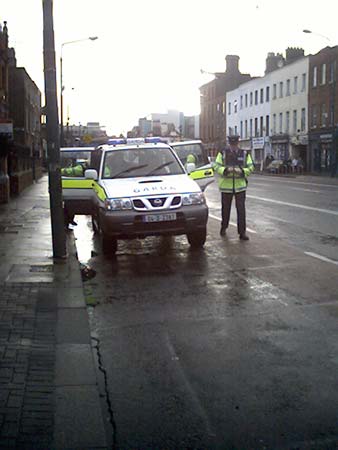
102, 234, 117, 255
187, 228, 207, 249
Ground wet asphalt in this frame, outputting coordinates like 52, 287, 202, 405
73, 175, 338, 449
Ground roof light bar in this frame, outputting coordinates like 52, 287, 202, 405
107, 138, 127, 146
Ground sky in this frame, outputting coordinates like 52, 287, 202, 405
1, 0, 338, 136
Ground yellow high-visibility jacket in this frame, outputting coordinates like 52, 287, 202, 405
213, 147, 254, 193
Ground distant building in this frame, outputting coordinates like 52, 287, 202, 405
138, 117, 152, 137
184, 115, 200, 139
308, 45, 338, 175
199, 55, 251, 155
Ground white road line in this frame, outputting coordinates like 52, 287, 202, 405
255, 176, 338, 189
304, 251, 338, 266
247, 195, 338, 216
252, 183, 321, 193
209, 213, 257, 234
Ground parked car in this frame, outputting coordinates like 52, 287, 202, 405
266, 159, 287, 174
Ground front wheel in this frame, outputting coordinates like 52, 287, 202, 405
102, 234, 118, 256
187, 228, 207, 249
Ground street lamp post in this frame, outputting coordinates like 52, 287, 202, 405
60, 36, 98, 147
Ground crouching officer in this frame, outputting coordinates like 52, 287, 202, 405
213, 135, 254, 240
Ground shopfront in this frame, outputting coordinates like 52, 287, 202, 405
309, 131, 337, 174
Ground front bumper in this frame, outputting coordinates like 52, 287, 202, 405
99, 204, 208, 238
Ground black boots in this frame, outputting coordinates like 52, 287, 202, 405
220, 226, 226, 236
239, 233, 249, 241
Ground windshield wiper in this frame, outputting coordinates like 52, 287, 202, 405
106, 164, 149, 178
147, 161, 174, 175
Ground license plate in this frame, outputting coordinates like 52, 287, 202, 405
143, 213, 177, 223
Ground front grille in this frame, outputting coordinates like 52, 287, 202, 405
149, 197, 166, 207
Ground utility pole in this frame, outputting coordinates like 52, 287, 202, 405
42, 0, 67, 258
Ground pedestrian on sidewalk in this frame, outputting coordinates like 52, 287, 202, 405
213, 135, 254, 240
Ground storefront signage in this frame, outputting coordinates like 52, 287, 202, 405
252, 137, 265, 149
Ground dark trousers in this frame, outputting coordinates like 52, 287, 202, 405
221, 190, 246, 235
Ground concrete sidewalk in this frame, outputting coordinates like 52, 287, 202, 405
0, 175, 107, 449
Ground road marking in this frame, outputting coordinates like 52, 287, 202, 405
255, 176, 338, 189
252, 183, 321, 193
247, 195, 338, 216
209, 213, 257, 234
304, 251, 338, 266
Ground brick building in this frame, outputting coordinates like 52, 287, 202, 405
199, 55, 251, 155
8, 56, 43, 194
308, 46, 338, 175
0, 21, 11, 203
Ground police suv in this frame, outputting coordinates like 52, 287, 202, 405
85, 138, 208, 255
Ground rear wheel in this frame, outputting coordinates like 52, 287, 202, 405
187, 228, 207, 249
102, 234, 117, 256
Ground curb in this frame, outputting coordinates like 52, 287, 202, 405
53, 234, 107, 449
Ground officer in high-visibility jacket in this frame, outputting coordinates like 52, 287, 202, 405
213, 135, 254, 240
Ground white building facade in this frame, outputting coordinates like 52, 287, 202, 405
226, 56, 309, 168
226, 74, 273, 165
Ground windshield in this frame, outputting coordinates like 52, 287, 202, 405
102, 147, 184, 179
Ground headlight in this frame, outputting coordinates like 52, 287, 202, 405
182, 192, 205, 206
104, 198, 133, 210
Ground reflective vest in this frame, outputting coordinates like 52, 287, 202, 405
61, 164, 84, 177
213, 147, 254, 193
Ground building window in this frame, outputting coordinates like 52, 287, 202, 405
266, 115, 270, 136
279, 81, 284, 98
273, 83, 277, 99
301, 108, 306, 131
260, 116, 264, 137
294, 76, 298, 94
321, 103, 327, 127
293, 110, 297, 132
286, 111, 290, 133
260, 88, 264, 103
245, 120, 248, 138
329, 62, 335, 83
245, 93, 248, 107
266, 86, 270, 102
240, 95, 243, 109
254, 117, 258, 136
255, 90, 258, 105
273, 114, 276, 134
311, 105, 317, 128
249, 119, 253, 137
313, 66, 317, 87
301, 73, 306, 91
222, 101, 226, 114
250, 92, 253, 106
279, 112, 283, 133
286, 79, 291, 96
234, 125, 238, 135
240, 121, 243, 138
321, 64, 326, 85
234, 100, 238, 113
228, 102, 231, 115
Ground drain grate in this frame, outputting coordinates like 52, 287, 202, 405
29, 265, 54, 273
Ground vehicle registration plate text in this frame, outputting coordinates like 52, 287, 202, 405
143, 213, 177, 223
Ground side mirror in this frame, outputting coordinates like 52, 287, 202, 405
186, 162, 196, 174
85, 169, 98, 180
